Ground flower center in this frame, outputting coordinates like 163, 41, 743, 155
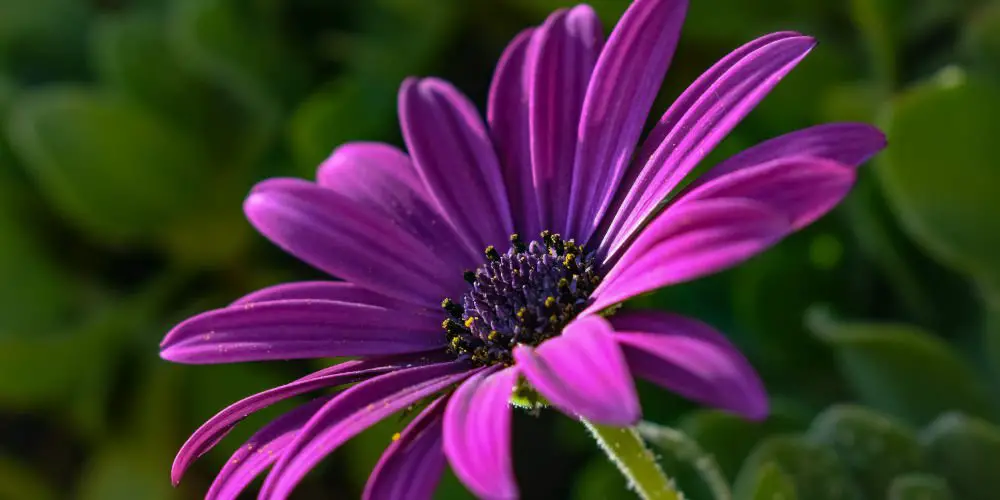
441, 231, 601, 367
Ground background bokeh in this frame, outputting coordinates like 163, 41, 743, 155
1, 0, 999, 498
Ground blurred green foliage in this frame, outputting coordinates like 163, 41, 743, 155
1, 0, 999, 498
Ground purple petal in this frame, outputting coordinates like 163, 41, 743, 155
679, 155, 857, 230
244, 178, 465, 307
513, 316, 640, 426
527, 5, 604, 236
589, 198, 788, 313
597, 33, 816, 262
443, 367, 519, 500
230, 281, 426, 313
260, 362, 478, 499
488, 28, 542, 241
364, 397, 449, 500
205, 396, 330, 500
170, 356, 434, 484
565, 0, 688, 244
693, 122, 887, 186
399, 78, 514, 252
160, 299, 445, 364
610, 311, 768, 420
315, 142, 480, 268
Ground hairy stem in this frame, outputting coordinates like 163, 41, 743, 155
638, 422, 731, 500
582, 419, 683, 500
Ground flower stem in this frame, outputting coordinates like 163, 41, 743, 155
582, 419, 682, 500
637, 422, 731, 500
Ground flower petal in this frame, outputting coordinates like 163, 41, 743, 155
565, 0, 688, 243
610, 310, 768, 420
589, 198, 788, 313
230, 281, 424, 313
399, 78, 514, 252
245, 178, 464, 307
205, 396, 330, 500
513, 316, 640, 426
443, 367, 518, 500
260, 362, 477, 500
597, 33, 816, 262
527, 5, 604, 235
316, 142, 480, 269
160, 300, 445, 364
488, 28, 541, 240
170, 356, 433, 484
364, 397, 449, 500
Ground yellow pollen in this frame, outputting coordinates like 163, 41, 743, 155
464, 317, 476, 328
391, 432, 401, 442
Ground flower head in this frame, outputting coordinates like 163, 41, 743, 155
160, 0, 886, 498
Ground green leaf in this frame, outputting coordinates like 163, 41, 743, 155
848, 0, 903, 85
0, 455, 57, 500
887, 474, 954, 500
809, 312, 996, 425
733, 435, 861, 500
743, 462, 797, 500
807, 405, 926, 497
6, 86, 208, 243
0, 0, 90, 78
572, 456, 629, 500
77, 442, 180, 500
962, 3, 1000, 77
920, 412, 1000, 500
877, 69, 1000, 290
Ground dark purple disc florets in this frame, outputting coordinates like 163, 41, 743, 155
442, 231, 601, 367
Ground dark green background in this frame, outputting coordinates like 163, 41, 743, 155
1, 0, 999, 498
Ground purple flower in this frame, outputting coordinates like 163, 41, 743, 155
160, 0, 886, 498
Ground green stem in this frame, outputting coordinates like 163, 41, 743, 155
637, 422, 731, 500
582, 419, 682, 500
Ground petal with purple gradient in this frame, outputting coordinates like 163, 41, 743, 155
527, 5, 603, 235
245, 179, 465, 307
230, 281, 427, 314
260, 362, 478, 499
610, 311, 768, 420
316, 142, 480, 268
565, 0, 688, 243
443, 367, 518, 500
589, 198, 789, 313
364, 397, 449, 500
205, 396, 330, 500
597, 33, 816, 261
488, 28, 541, 240
513, 316, 640, 426
160, 299, 445, 364
399, 78, 514, 252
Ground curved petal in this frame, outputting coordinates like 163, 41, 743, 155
399, 77, 514, 253
679, 156, 857, 230
364, 397, 449, 500
230, 281, 427, 314
610, 311, 768, 420
589, 198, 788, 313
443, 367, 518, 500
159, 300, 445, 364
205, 396, 330, 500
260, 362, 478, 500
244, 178, 465, 307
513, 316, 640, 426
170, 355, 435, 484
527, 5, 604, 235
316, 142, 480, 269
488, 28, 541, 240
597, 33, 816, 262
565, 0, 688, 244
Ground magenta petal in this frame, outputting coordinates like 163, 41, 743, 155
315, 142, 480, 269
489, 28, 542, 241
170, 356, 428, 484
565, 0, 688, 244
597, 33, 816, 261
159, 300, 445, 364
260, 362, 477, 500
230, 281, 426, 313
610, 311, 768, 420
399, 78, 514, 252
443, 367, 519, 500
513, 316, 640, 426
589, 198, 788, 313
205, 396, 330, 500
527, 5, 603, 235
680, 156, 857, 230
244, 178, 464, 307
364, 397, 449, 500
